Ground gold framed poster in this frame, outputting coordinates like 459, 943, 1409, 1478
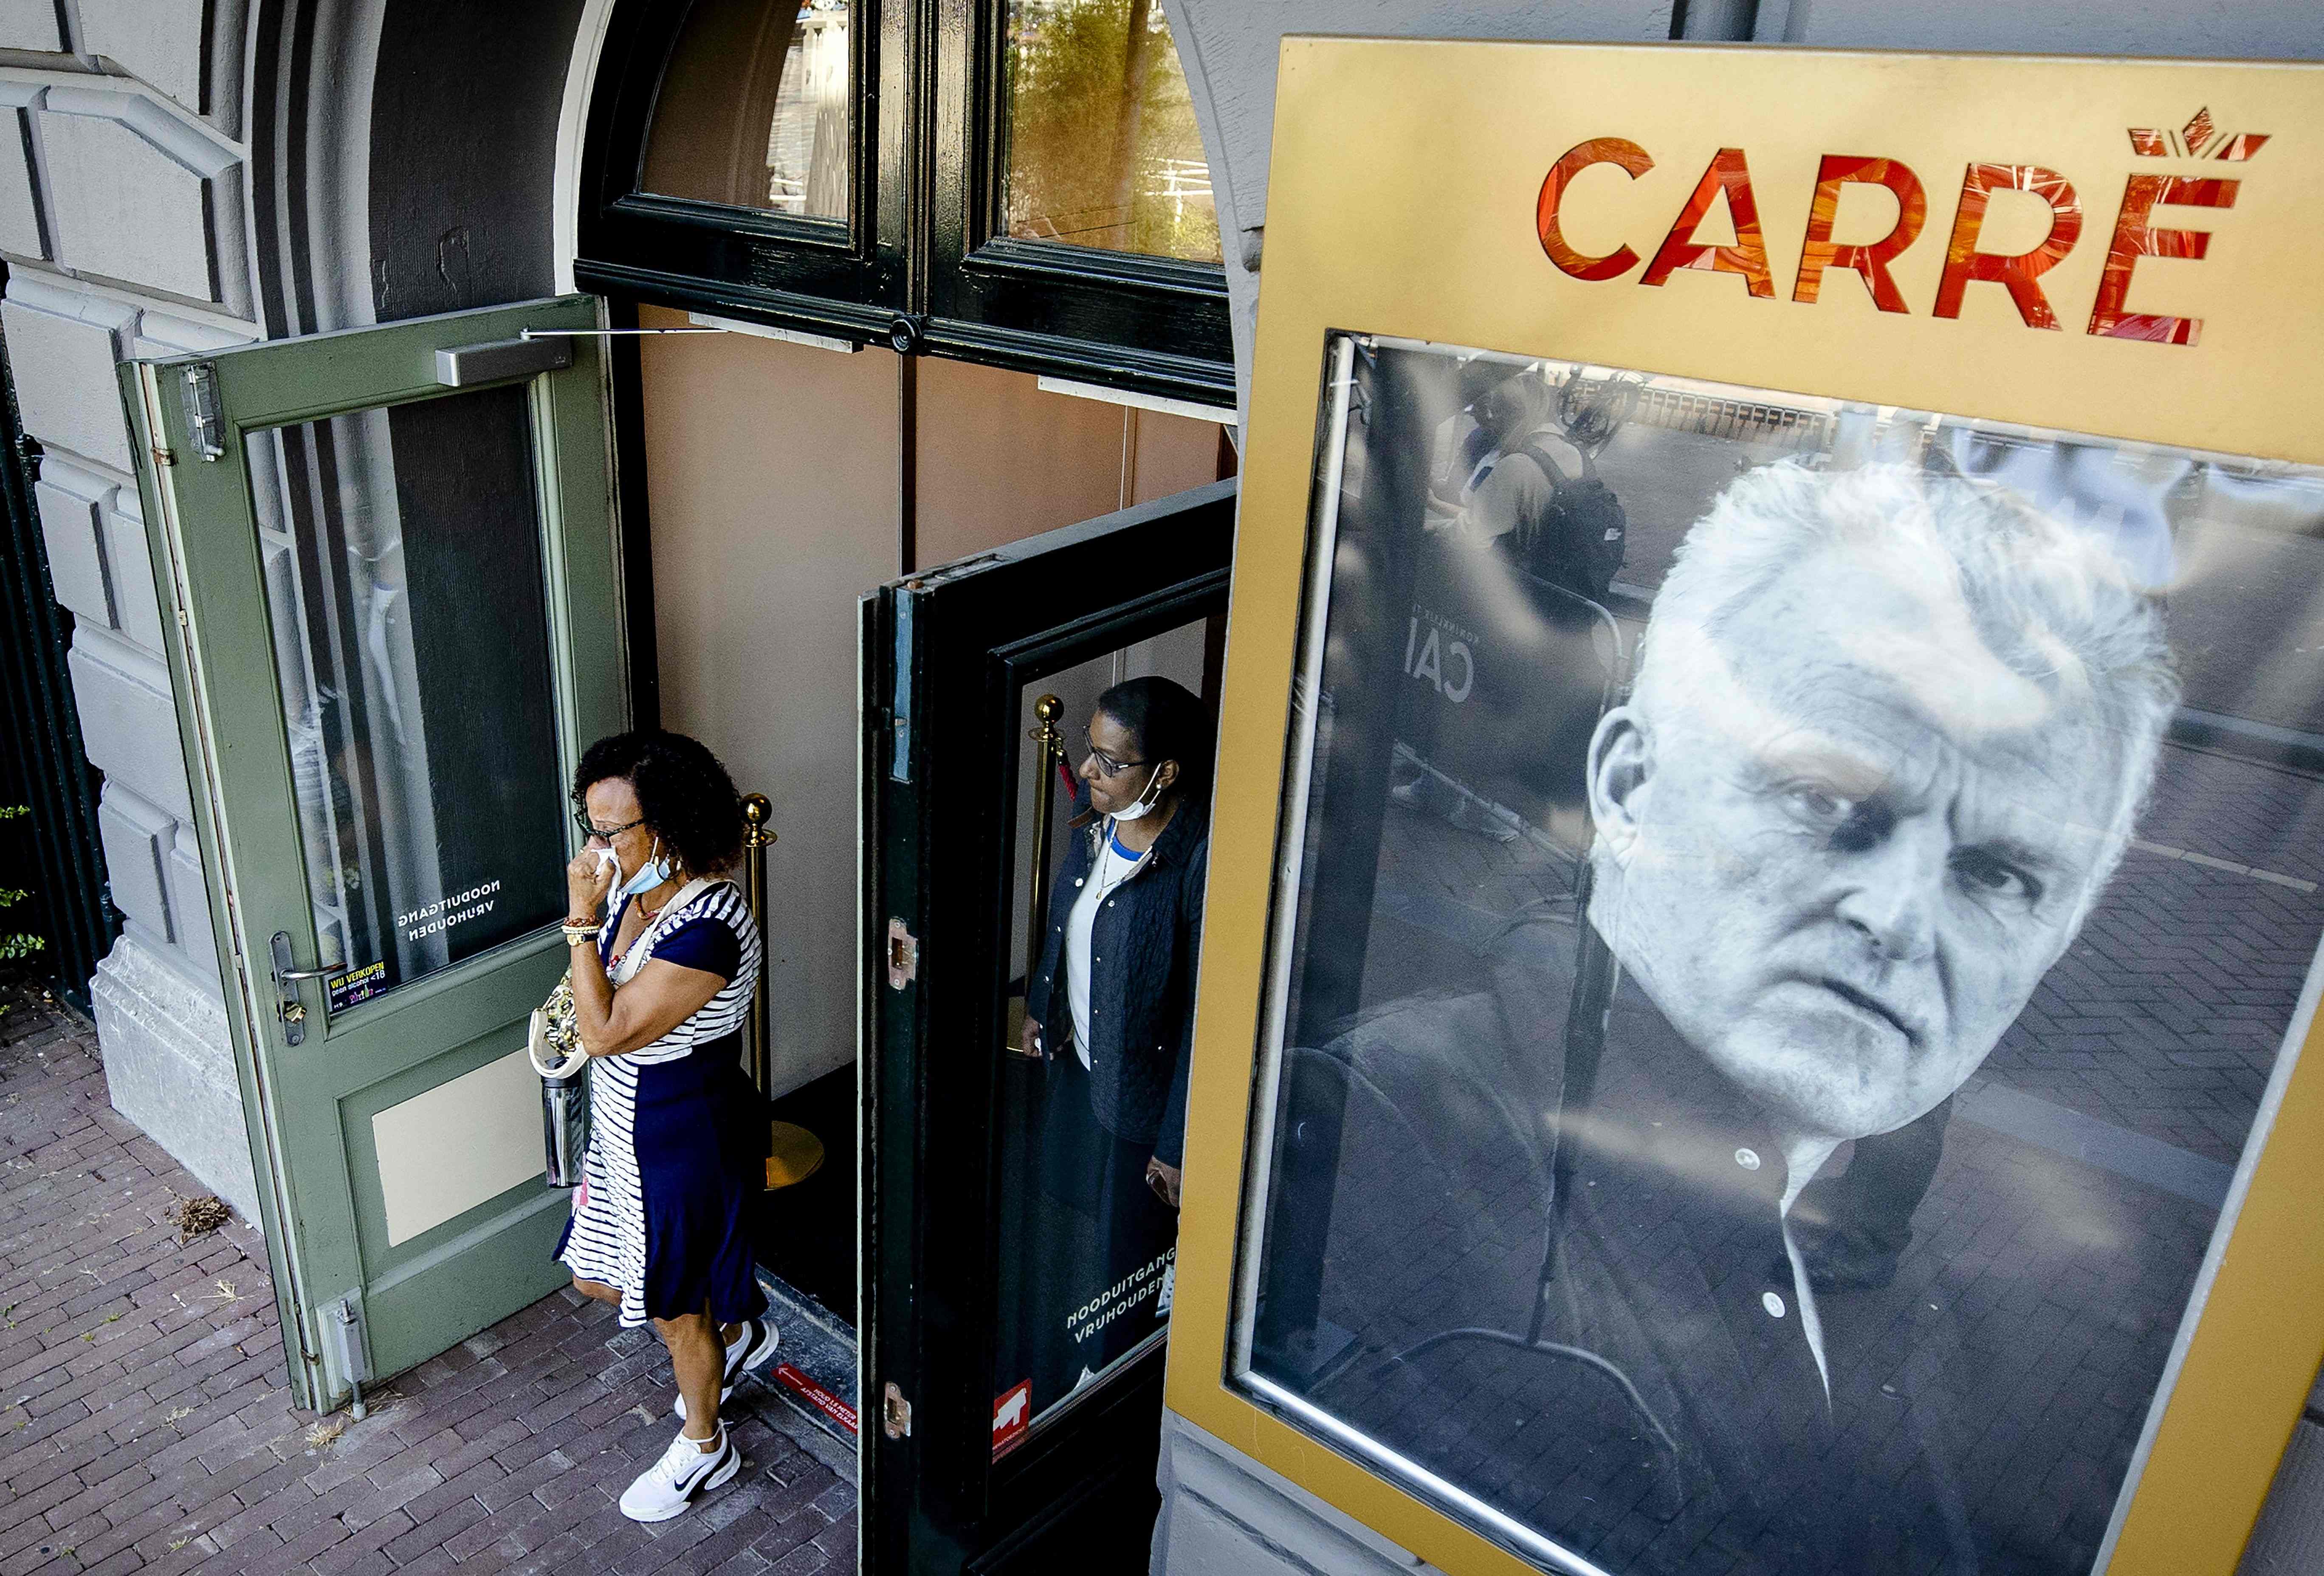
1168, 38, 2324, 1576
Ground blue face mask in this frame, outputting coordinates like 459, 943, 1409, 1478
614, 837, 675, 900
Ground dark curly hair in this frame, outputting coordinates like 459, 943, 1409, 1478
572, 730, 744, 876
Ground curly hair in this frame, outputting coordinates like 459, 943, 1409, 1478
572, 730, 745, 876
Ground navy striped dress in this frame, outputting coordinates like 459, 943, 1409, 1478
556, 880, 768, 1328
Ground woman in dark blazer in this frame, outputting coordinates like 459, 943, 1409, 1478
1021, 676, 1212, 1404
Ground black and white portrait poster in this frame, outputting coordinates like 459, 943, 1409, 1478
1235, 333, 2324, 1576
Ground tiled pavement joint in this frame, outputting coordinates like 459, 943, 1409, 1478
0, 1004, 854, 1576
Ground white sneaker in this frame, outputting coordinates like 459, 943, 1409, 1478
619, 1426, 739, 1522
675, 1317, 781, 1420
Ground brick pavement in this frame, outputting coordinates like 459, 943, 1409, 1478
0, 1004, 855, 1576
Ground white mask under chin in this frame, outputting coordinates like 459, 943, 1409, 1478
1115, 764, 1167, 823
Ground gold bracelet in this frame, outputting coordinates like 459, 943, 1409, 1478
565, 932, 598, 947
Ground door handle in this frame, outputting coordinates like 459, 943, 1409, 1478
270, 932, 347, 1046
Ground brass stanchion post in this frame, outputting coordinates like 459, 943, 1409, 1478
1027, 696, 1065, 967
740, 793, 824, 1189
1012, 696, 1066, 1058
740, 793, 776, 1094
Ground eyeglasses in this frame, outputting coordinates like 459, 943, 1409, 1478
1080, 730, 1148, 778
572, 808, 646, 842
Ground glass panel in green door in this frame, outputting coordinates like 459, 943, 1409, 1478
249, 386, 567, 1011
121, 296, 627, 1409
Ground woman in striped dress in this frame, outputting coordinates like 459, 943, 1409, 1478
554, 730, 776, 1522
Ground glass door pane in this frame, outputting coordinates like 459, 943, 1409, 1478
863, 479, 1233, 1573
991, 617, 1214, 1458
248, 384, 567, 1011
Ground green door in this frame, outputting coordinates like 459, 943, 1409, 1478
118, 297, 627, 1409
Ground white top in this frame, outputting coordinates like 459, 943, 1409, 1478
1064, 825, 1149, 1069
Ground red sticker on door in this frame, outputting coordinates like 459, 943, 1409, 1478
992, 1379, 1031, 1457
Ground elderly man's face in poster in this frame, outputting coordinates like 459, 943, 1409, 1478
1588, 541, 2133, 1145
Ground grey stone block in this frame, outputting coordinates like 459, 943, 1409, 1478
0, 0, 65, 51
168, 823, 217, 970
91, 930, 255, 1224
78, 0, 209, 121
104, 490, 165, 651
135, 308, 257, 358
0, 275, 138, 472
33, 459, 116, 627
67, 624, 194, 823
0, 82, 48, 259
97, 784, 175, 940
38, 85, 250, 315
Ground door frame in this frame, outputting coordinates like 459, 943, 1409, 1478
118, 295, 628, 1407
863, 478, 1236, 1572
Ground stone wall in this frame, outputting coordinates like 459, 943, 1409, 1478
0, 2, 259, 1222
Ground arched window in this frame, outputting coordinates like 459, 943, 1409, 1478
640, 0, 855, 221
578, 0, 1230, 405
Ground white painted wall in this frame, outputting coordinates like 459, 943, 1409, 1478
1752, 0, 2324, 56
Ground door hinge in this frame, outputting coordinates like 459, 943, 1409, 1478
882, 1381, 912, 1439
179, 362, 225, 462
885, 918, 918, 989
